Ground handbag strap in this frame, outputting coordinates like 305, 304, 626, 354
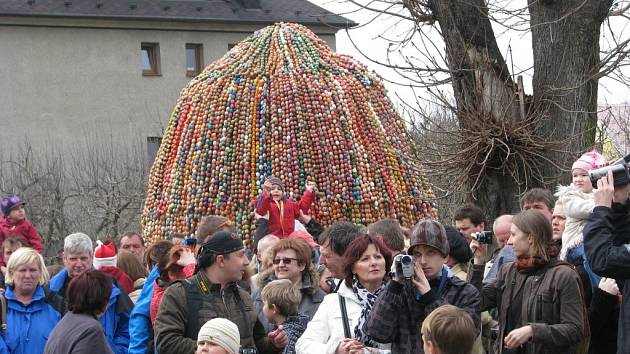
338, 293, 351, 338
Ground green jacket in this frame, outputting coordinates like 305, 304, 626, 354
155, 271, 281, 354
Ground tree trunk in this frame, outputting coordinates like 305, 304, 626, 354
528, 0, 614, 186
427, 0, 523, 217
418, 0, 614, 220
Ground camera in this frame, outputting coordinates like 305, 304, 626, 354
471, 231, 493, 244
589, 154, 630, 189
240, 348, 258, 354
183, 237, 197, 249
394, 254, 414, 279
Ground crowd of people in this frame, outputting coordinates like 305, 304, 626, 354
0, 150, 628, 354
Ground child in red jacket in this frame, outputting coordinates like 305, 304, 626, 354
255, 176, 316, 238
0, 195, 44, 263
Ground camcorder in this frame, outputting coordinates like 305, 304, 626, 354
589, 153, 630, 189
471, 231, 493, 244
393, 254, 414, 279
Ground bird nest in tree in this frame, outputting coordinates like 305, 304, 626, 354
141, 23, 437, 243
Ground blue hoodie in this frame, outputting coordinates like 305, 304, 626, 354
49, 268, 131, 354
128, 265, 159, 354
0, 285, 61, 354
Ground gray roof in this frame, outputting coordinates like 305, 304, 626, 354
0, 0, 357, 28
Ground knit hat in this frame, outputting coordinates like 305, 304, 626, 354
93, 240, 117, 268
408, 219, 449, 257
572, 149, 606, 172
289, 230, 318, 247
266, 176, 285, 191
197, 318, 240, 354
0, 195, 26, 216
444, 226, 472, 264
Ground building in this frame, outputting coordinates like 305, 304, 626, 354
0, 0, 354, 160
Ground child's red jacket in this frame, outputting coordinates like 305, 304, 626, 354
0, 217, 44, 253
255, 190, 315, 237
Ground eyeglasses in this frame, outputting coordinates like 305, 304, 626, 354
272, 257, 299, 265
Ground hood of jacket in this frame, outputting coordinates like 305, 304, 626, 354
50, 267, 121, 306
5, 285, 53, 313
555, 184, 594, 259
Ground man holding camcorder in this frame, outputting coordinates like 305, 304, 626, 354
584, 168, 630, 353
363, 219, 481, 354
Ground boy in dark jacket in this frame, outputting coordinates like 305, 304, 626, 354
364, 219, 481, 354
261, 279, 309, 354
255, 176, 316, 238
0, 195, 44, 263
584, 170, 630, 354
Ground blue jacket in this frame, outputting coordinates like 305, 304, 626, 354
0, 285, 61, 354
50, 268, 131, 354
483, 245, 515, 285
567, 244, 601, 288
128, 266, 159, 354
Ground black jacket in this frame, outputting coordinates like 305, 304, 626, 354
583, 198, 630, 354
589, 288, 619, 354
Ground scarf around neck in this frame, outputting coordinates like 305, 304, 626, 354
351, 276, 385, 347
514, 256, 547, 274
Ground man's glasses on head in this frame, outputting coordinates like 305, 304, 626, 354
272, 257, 299, 265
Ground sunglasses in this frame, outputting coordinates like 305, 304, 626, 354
272, 257, 300, 265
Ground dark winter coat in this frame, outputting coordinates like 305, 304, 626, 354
282, 314, 309, 354
588, 288, 619, 354
44, 311, 114, 354
584, 199, 630, 354
469, 260, 585, 354
363, 266, 481, 354
154, 270, 280, 354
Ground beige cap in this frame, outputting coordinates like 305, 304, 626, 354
197, 318, 240, 354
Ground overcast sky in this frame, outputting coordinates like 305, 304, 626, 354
309, 0, 630, 108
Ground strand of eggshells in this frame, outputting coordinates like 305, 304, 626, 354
142, 23, 437, 244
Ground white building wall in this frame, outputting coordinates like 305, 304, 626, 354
0, 19, 337, 155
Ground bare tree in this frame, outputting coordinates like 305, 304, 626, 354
0, 135, 147, 263
334, 0, 629, 219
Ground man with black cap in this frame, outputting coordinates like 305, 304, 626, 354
155, 231, 287, 354
364, 219, 481, 354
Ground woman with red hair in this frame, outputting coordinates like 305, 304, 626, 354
296, 234, 392, 353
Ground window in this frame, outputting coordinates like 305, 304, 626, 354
186, 43, 203, 77
141, 43, 160, 76
147, 136, 162, 164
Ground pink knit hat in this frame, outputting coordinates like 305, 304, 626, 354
289, 230, 318, 247
572, 149, 606, 172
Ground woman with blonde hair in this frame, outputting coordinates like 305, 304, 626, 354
0, 247, 64, 353
253, 238, 325, 333
470, 209, 586, 354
